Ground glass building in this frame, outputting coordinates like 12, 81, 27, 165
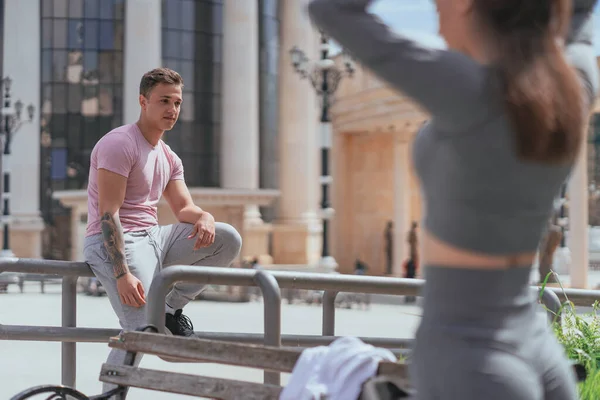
3, 0, 322, 265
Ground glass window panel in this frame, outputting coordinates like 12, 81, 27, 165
51, 148, 68, 180
165, 0, 180, 29
188, 62, 205, 93
99, 0, 114, 19
96, 116, 113, 138
181, 120, 195, 144
67, 84, 82, 113
112, 113, 123, 128
98, 52, 113, 83
53, 50, 68, 82
81, 93, 99, 117
69, 0, 84, 18
52, 19, 67, 48
98, 86, 114, 115
84, 0, 99, 18
99, 20, 114, 50
53, 0, 68, 17
164, 59, 180, 75
42, 85, 53, 114
113, 53, 123, 83
52, 179, 66, 191
211, 64, 221, 94
51, 137, 67, 148
83, 82, 98, 100
115, 0, 124, 19
84, 20, 98, 49
212, 35, 222, 63
180, 92, 194, 122
67, 114, 82, 148
165, 31, 180, 59
181, 0, 195, 31
181, 32, 194, 60
161, 32, 168, 58
42, 20, 53, 49
211, 94, 220, 124
114, 21, 124, 50
161, 0, 168, 27
52, 84, 68, 114
42, 0, 54, 18
66, 51, 83, 84
194, 32, 209, 61
82, 117, 98, 148
67, 20, 84, 49
50, 114, 67, 138
180, 61, 194, 92
113, 86, 123, 116
42, 50, 53, 82
83, 50, 98, 73
212, 3, 223, 35
196, 1, 211, 31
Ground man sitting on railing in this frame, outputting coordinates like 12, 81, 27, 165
82, 68, 242, 394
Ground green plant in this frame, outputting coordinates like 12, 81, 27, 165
580, 369, 600, 399
540, 271, 600, 399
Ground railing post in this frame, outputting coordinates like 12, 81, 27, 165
254, 270, 282, 385
322, 290, 338, 336
61, 276, 77, 388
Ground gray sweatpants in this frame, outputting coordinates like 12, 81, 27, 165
83, 222, 242, 395
410, 266, 577, 400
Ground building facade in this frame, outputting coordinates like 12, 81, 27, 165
3, 0, 327, 262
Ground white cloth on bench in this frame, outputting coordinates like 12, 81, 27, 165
280, 336, 397, 400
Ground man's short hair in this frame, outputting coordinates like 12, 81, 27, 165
139, 68, 184, 97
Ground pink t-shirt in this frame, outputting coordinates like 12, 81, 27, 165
85, 123, 184, 237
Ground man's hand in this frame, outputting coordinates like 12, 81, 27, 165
116, 272, 146, 307
188, 212, 216, 250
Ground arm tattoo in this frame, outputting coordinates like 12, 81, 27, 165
100, 212, 129, 279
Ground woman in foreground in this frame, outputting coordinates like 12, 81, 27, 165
308, 0, 598, 398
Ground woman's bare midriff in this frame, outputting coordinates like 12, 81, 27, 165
420, 229, 537, 270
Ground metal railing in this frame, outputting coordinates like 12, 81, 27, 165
2, 258, 600, 390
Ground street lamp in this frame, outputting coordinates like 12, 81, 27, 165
0, 76, 35, 258
290, 33, 354, 270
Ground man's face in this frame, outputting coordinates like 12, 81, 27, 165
139, 83, 182, 131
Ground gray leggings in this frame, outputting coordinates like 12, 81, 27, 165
410, 266, 577, 400
83, 222, 242, 395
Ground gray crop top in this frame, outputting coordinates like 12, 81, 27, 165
308, 0, 599, 255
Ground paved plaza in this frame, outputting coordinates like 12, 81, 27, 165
0, 284, 421, 399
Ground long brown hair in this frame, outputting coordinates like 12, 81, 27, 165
473, 0, 585, 164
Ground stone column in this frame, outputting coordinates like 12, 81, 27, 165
393, 137, 411, 276
220, 0, 262, 225
271, 0, 321, 265
568, 136, 589, 288
3, 0, 43, 258
124, 0, 161, 123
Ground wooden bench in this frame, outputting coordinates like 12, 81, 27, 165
99, 331, 413, 399
11, 329, 586, 400
10, 329, 412, 400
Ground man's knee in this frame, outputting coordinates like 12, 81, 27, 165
215, 222, 242, 258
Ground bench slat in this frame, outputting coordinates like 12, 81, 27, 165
110, 332, 301, 372
99, 364, 282, 400
110, 331, 411, 387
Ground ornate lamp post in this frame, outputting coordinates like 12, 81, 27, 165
290, 33, 354, 269
0, 76, 35, 257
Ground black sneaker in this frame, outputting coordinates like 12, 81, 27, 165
165, 309, 196, 337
